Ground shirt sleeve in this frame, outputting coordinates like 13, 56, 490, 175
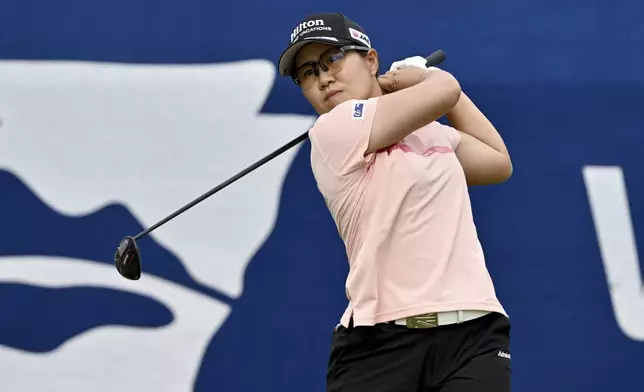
309, 97, 379, 178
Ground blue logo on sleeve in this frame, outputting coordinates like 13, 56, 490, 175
352, 101, 365, 120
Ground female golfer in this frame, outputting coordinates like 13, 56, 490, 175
278, 12, 513, 392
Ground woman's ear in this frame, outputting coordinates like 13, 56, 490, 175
366, 48, 380, 77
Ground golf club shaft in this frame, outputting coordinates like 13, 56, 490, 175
134, 131, 309, 240
133, 49, 446, 241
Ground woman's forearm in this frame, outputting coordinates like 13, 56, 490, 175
446, 92, 509, 156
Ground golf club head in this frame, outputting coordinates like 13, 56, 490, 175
114, 236, 142, 280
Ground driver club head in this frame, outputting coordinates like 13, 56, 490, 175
114, 236, 142, 280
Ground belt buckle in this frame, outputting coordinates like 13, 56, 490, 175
405, 312, 438, 329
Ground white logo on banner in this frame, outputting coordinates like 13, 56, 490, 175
583, 165, 644, 342
0, 59, 315, 391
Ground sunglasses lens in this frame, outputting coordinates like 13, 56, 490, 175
114, 236, 142, 280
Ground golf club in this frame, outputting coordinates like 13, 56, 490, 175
114, 49, 447, 280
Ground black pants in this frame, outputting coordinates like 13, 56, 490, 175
327, 312, 511, 392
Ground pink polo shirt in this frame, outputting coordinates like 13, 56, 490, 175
308, 97, 508, 327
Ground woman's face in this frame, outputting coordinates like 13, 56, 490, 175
293, 43, 381, 115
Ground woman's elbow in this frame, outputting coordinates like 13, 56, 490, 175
476, 155, 513, 186
427, 70, 461, 112
440, 71, 462, 109
495, 155, 514, 183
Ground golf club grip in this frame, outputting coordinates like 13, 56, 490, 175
134, 49, 446, 240
425, 49, 446, 67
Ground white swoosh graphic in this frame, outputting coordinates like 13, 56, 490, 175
0, 59, 315, 298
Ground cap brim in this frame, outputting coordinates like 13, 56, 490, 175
278, 37, 355, 77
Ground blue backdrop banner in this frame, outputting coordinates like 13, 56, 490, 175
1, 1, 642, 391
